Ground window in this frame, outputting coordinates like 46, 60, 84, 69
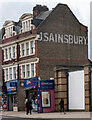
10, 27, 12, 36
31, 63, 35, 77
9, 28, 10, 36
26, 21, 28, 31
23, 22, 25, 32
21, 44, 25, 56
9, 47, 11, 59
13, 67, 16, 79
22, 65, 25, 78
28, 20, 30, 30
30, 41, 34, 54
5, 66, 17, 81
13, 46, 16, 59
5, 48, 8, 60
26, 64, 30, 77
6, 68, 8, 81
9, 68, 12, 80
26, 42, 29, 55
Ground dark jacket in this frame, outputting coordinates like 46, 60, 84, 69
26, 100, 32, 109
59, 99, 64, 108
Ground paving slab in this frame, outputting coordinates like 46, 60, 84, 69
0, 111, 90, 119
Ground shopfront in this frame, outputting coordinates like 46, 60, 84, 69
6, 80, 18, 111
24, 77, 38, 112
38, 80, 55, 113
24, 77, 55, 113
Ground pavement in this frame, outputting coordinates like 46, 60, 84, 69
0, 111, 91, 119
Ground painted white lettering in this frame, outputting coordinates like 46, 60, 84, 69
64, 34, 68, 43
74, 35, 78, 44
79, 36, 83, 44
69, 35, 73, 44
58, 34, 63, 43
49, 33, 54, 42
39, 32, 42, 41
55, 34, 58, 43
39, 32, 87, 45
44, 32, 49, 41
83, 36, 87, 45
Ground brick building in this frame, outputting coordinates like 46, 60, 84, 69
1, 3, 90, 112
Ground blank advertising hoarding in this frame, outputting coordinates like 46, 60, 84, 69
69, 70, 85, 110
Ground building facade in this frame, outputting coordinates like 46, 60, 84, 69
1, 3, 90, 112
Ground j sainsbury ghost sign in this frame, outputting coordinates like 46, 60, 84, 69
39, 32, 87, 45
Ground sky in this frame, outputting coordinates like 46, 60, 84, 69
0, 0, 91, 28
0, 0, 92, 59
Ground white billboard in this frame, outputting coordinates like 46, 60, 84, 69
69, 70, 85, 110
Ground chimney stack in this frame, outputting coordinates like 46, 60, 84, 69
33, 4, 49, 18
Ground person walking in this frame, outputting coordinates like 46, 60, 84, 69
59, 98, 66, 114
26, 99, 33, 115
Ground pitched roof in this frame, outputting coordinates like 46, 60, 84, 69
36, 10, 52, 20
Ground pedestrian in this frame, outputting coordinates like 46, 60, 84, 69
26, 99, 33, 115
59, 98, 66, 114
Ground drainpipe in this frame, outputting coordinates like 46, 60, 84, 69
66, 72, 69, 111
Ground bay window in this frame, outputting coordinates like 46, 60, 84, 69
4, 66, 17, 81
21, 63, 35, 78
20, 40, 35, 57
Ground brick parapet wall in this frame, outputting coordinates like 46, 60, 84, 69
54, 67, 68, 111
84, 66, 90, 111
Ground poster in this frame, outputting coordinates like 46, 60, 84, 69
41, 91, 50, 108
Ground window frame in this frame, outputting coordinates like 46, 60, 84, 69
21, 43, 25, 56
12, 46, 16, 59
5, 48, 8, 60
13, 67, 16, 79
6, 68, 8, 81
22, 65, 25, 78
9, 68, 12, 80
26, 64, 30, 78
30, 41, 34, 54
21, 63, 36, 79
4, 66, 17, 81
20, 40, 35, 58
9, 47, 11, 59
26, 42, 29, 56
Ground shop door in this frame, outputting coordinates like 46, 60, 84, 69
13, 95, 18, 111
29, 90, 37, 112
68, 70, 85, 110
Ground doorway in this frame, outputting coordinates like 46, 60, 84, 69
26, 88, 37, 112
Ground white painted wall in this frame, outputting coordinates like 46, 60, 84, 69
69, 70, 85, 110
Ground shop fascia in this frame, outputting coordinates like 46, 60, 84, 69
39, 32, 87, 45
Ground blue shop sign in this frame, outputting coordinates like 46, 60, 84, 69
24, 77, 38, 90
6, 80, 18, 94
40, 80, 54, 90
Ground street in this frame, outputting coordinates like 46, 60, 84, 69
1, 116, 91, 120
